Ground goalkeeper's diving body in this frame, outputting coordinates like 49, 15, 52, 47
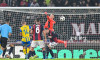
44, 12, 67, 47
44, 12, 67, 59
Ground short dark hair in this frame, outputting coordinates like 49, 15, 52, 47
36, 18, 40, 22
21, 20, 26, 24
5, 19, 10, 23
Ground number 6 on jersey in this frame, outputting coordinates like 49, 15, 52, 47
36, 27, 40, 34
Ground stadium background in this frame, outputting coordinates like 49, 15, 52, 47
0, 8, 100, 59
0, 0, 100, 59
0, 0, 100, 7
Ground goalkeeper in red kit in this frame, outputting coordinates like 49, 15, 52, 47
44, 12, 67, 47
44, 12, 56, 31
44, 12, 67, 59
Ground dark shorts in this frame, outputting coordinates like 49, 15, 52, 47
1, 37, 7, 48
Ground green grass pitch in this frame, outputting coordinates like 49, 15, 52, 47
0, 58, 100, 60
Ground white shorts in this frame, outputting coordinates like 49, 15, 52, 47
31, 41, 45, 48
49, 42, 58, 48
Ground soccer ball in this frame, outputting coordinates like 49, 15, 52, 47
60, 16, 65, 21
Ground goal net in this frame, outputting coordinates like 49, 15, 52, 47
0, 7, 100, 59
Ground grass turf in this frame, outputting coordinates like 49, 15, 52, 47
0, 58, 100, 60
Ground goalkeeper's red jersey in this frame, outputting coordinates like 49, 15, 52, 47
44, 15, 56, 31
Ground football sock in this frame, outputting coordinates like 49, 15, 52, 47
43, 51, 46, 59
32, 51, 36, 56
46, 46, 50, 57
8, 47, 13, 55
57, 40, 64, 44
49, 49, 54, 58
27, 48, 30, 54
23, 48, 26, 55
2, 49, 6, 57
28, 51, 32, 59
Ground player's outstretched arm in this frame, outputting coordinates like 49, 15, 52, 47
44, 12, 47, 15
44, 12, 51, 20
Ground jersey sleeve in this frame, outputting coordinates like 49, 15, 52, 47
9, 27, 12, 33
47, 15, 54, 22
29, 25, 31, 29
20, 27, 22, 32
47, 15, 51, 21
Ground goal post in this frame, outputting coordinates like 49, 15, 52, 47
0, 7, 100, 58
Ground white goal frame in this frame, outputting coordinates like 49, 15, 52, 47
0, 7, 100, 9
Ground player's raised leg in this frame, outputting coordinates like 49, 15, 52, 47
56, 39, 67, 48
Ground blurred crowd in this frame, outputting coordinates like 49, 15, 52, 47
0, 0, 100, 7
